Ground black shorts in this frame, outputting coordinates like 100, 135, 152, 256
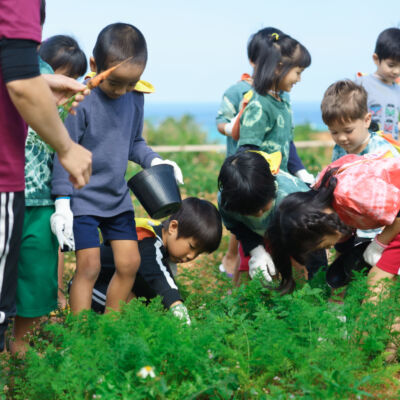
0, 191, 25, 350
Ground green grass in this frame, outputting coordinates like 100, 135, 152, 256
2, 119, 399, 399
3, 272, 399, 399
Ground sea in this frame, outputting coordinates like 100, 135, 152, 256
144, 101, 327, 144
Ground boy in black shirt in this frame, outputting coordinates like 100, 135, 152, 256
85, 197, 222, 324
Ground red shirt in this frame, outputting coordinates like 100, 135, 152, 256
0, 0, 41, 191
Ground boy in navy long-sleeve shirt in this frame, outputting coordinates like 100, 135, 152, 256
51, 23, 183, 314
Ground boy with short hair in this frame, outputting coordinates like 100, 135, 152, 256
355, 28, 400, 139
321, 80, 399, 160
321, 79, 399, 241
86, 197, 222, 324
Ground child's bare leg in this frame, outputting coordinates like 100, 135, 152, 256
69, 248, 101, 313
57, 249, 67, 309
234, 271, 250, 287
221, 234, 239, 275
329, 287, 346, 304
291, 258, 308, 282
11, 316, 41, 356
366, 266, 394, 303
233, 262, 241, 286
105, 240, 140, 312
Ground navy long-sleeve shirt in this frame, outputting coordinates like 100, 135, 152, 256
52, 87, 159, 217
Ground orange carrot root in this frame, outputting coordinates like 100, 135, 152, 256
86, 56, 134, 89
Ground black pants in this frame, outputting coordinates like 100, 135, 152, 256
306, 249, 328, 280
0, 191, 24, 351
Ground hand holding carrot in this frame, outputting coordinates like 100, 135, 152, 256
42, 74, 90, 115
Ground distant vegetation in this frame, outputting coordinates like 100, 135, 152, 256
144, 115, 207, 146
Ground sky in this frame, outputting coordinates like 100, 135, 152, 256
43, 0, 400, 105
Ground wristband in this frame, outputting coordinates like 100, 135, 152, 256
374, 236, 388, 249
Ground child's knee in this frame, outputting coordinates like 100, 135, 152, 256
115, 253, 141, 277
76, 255, 101, 282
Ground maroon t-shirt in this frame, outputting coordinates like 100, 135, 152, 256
0, 0, 41, 191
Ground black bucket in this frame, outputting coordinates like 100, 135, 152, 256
127, 164, 182, 219
326, 240, 372, 288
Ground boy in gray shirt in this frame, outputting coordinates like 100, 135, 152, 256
356, 28, 400, 139
51, 23, 182, 314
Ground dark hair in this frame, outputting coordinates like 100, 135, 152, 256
247, 27, 284, 64
40, 0, 46, 26
267, 169, 352, 294
93, 23, 147, 72
375, 28, 400, 62
321, 80, 368, 126
39, 35, 87, 78
163, 197, 222, 254
218, 151, 276, 215
253, 33, 311, 95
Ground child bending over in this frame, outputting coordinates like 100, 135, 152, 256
218, 151, 326, 291
83, 198, 222, 324
51, 23, 183, 314
270, 153, 400, 359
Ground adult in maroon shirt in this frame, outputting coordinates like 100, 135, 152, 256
0, 0, 92, 351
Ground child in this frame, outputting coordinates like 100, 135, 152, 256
218, 150, 326, 291
39, 35, 88, 79
321, 79, 399, 242
11, 34, 87, 355
215, 28, 312, 277
237, 31, 314, 180
39, 35, 88, 310
270, 153, 400, 359
51, 23, 183, 314
85, 197, 222, 324
270, 153, 400, 288
355, 28, 400, 139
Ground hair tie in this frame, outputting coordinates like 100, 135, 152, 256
271, 33, 279, 41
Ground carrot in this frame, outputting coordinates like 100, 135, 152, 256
86, 56, 133, 89
59, 56, 133, 112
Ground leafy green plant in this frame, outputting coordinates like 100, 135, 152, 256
4, 277, 399, 399
3, 119, 399, 399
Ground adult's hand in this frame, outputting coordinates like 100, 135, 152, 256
7, 75, 92, 188
57, 141, 92, 189
42, 74, 90, 115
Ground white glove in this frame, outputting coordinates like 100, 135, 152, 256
151, 158, 184, 185
50, 197, 75, 251
171, 303, 191, 325
249, 245, 276, 282
363, 236, 388, 266
295, 169, 315, 185
224, 114, 239, 136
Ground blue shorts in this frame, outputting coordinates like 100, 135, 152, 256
73, 211, 137, 250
